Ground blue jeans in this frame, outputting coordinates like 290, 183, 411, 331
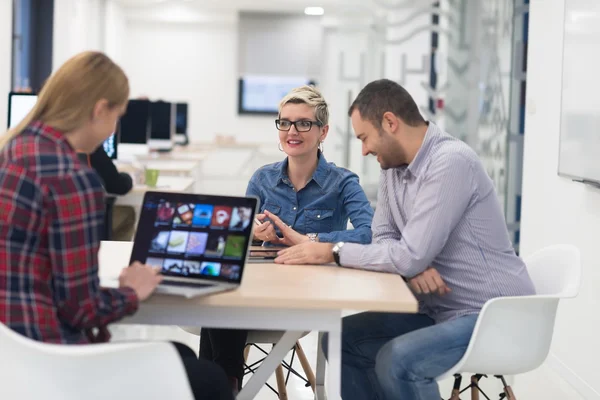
322, 312, 478, 400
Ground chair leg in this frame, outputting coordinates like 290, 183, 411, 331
496, 376, 517, 400
243, 344, 251, 363
295, 341, 316, 392
450, 374, 462, 400
470, 374, 482, 400
275, 364, 288, 400
504, 386, 517, 400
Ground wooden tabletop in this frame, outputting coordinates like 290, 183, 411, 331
99, 241, 417, 314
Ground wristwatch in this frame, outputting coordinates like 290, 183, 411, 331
307, 233, 319, 242
332, 242, 345, 266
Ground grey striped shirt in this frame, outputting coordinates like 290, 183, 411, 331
340, 122, 535, 323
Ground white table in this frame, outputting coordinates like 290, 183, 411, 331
144, 160, 202, 192
115, 176, 195, 207
143, 160, 201, 176
98, 241, 417, 400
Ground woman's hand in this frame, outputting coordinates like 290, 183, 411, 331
119, 262, 163, 301
252, 213, 280, 243
264, 210, 310, 246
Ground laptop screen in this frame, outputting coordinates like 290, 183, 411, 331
102, 132, 118, 159
130, 191, 258, 284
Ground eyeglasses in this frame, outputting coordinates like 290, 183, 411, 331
275, 119, 322, 132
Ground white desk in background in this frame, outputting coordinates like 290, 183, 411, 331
142, 160, 201, 178
141, 159, 202, 192
115, 176, 195, 207
98, 241, 418, 400
140, 151, 210, 162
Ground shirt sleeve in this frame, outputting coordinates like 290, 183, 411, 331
371, 170, 401, 243
339, 153, 476, 277
245, 172, 264, 209
317, 173, 373, 244
47, 170, 139, 331
89, 145, 133, 195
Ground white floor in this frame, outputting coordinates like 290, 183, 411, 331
109, 325, 582, 400
109, 325, 319, 399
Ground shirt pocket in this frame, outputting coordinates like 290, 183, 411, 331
262, 203, 285, 233
262, 203, 281, 215
304, 208, 335, 233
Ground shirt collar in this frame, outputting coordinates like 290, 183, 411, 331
406, 121, 440, 177
32, 121, 76, 153
276, 151, 330, 189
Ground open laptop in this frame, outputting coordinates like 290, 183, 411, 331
129, 191, 258, 298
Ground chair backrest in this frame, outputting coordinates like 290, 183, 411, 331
0, 322, 195, 400
525, 244, 581, 297
437, 244, 581, 379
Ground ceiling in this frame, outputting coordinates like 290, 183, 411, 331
114, 0, 345, 13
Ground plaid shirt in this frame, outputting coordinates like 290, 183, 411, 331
0, 122, 138, 344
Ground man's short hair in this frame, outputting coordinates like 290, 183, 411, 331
348, 79, 425, 128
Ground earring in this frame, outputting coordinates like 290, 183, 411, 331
319, 141, 324, 153
278, 143, 284, 152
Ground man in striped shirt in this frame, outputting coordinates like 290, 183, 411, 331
274, 79, 535, 399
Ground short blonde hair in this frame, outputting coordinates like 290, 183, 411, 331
0, 51, 129, 150
278, 85, 329, 126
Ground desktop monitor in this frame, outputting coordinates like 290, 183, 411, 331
238, 76, 316, 115
175, 103, 189, 146
7, 92, 38, 129
176, 103, 188, 134
148, 101, 174, 151
119, 99, 150, 144
7, 92, 117, 158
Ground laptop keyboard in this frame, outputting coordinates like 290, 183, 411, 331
161, 280, 214, 288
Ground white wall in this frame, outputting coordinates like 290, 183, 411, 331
104, 0, 127, 67
239, 12, 323, 78
384, 6, 431, 112
517, 0, 600, 398
53, 0, 106, 70
122, 17, 276, 145
319, 25, 372, 175
0, 0, 12, 129
119, 4, 313, 144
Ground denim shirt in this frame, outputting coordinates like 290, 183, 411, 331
246, 152, 373, 244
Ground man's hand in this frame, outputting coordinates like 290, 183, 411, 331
275, 242, 335, 265
264, 210, 310, 246
408, 267, 450, 296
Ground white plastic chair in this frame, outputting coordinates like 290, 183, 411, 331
436, 244, 582, 400
0, 322, 195, 400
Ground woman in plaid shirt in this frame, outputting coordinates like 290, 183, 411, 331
0, 52, 233, 400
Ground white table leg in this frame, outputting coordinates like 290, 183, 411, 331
315, 332, 327, 400
327, 322, 342, 400
237, 330, 304, 400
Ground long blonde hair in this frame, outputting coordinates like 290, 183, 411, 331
0, 51, 129, 150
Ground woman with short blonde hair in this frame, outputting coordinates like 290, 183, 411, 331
200, 85, 374, 393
